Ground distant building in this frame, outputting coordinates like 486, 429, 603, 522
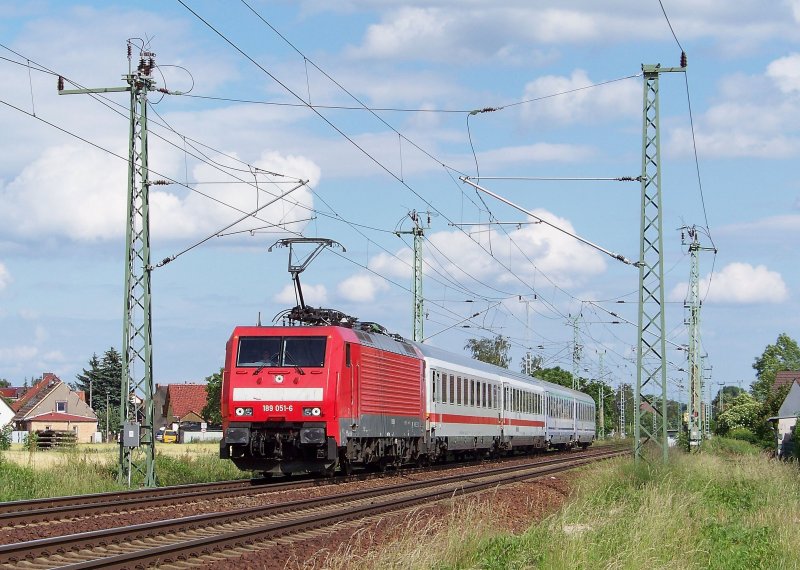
161, 383, 209, 429
767, 375, 800, 459
11, 373, 98, 443
0, 386, 27, 402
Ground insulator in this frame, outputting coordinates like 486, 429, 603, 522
127, 43, 132, 58
57, 76, 64, 91
680, 51, 687, 68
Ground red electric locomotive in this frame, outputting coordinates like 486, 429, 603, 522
220, 322, 425, 475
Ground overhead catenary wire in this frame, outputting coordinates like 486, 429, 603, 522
1, 17, 692, 369
461, 177, 639, 267
151, 180, 309, 269
2, 43, 576, 359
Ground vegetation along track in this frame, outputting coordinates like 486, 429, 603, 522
0, 446, 626, 569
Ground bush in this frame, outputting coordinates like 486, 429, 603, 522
0, 426, 11, 450
22, 431, 38, 452
727, 428, 758, 444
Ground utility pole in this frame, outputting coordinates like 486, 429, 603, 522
519, 296, 536, 375
572, 314, 582, 390
619, 383, 626, 439
703, 361, 712, 438
635, 60, 685, 463
395, 211, 430, 342
681, 224, 716, 449
60, 43, 158, 486
598, 350, 605, 438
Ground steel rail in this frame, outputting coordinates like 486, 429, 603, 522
0, 447, 627, 568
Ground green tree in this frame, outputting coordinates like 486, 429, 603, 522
534, 366, 573, 389
73, 348, 122, 416
201, 369, 223, 426
464, 335, 511, 368
74, 353, 102, 409
751, 333, 800, 403
0, 378, 10, 388
716, 393, 762, 436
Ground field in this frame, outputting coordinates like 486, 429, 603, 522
0, 442, 247, 501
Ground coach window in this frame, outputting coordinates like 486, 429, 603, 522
449, 374, 455, 404
456, 377, 461, 405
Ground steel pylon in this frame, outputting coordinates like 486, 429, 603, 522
635, 64, 683, 462
58, 46, 158, 486
120, 54, 157, 487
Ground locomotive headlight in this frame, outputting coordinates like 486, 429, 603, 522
303, 407, 322, 417
235, 407, 253, 417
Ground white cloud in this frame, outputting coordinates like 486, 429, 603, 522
365, 209, 606, 290
519, 70, 640, 126
766, 53, 800, 93
0, 345, 38, 362
336, 273, 390, 302
0, 145, 319, 243
273, 282, 329, 306
0, 262, 10, 291
669, 262, 788, 304
667, 56, 800, 159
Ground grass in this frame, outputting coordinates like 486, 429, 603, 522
310, 438, 800, 569
0, 442, 248, 501
453, 442, 800, 569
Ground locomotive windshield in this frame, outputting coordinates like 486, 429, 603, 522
237, 336, 327, 368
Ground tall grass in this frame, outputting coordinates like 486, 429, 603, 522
463, 441, 800, 569
0, 446, 249, 501
312, 439, 800, 569
0, 450, 122, 501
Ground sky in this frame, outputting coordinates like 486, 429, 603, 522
0, 1, 799, 404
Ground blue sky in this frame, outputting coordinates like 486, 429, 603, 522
0, 1, 798, 403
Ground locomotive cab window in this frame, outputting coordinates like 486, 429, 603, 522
237, 336, 327, 368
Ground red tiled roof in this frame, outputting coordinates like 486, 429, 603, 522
11, 373, 60, 413
166, 384, 209, 419
774, 370, 800, 391
27, 412, 97, 423
0, 387, 26, 399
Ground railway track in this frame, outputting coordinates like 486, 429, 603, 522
0, 477, 300, 528
0, 445, 625, 529
0, 446, 627, 569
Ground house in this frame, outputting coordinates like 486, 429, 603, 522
161, 383, 209, 429
0, 397, 13, 429
767, 377, 800, 459
773, 370, 800, 391
0, 386, 27, 402
11, 373, 98, 443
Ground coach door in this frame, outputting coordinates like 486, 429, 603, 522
428, 369, 439, 433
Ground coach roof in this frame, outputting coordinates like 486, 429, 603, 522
412, 341, 594, 403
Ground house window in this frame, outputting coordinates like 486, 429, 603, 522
56, 401, 67, 413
